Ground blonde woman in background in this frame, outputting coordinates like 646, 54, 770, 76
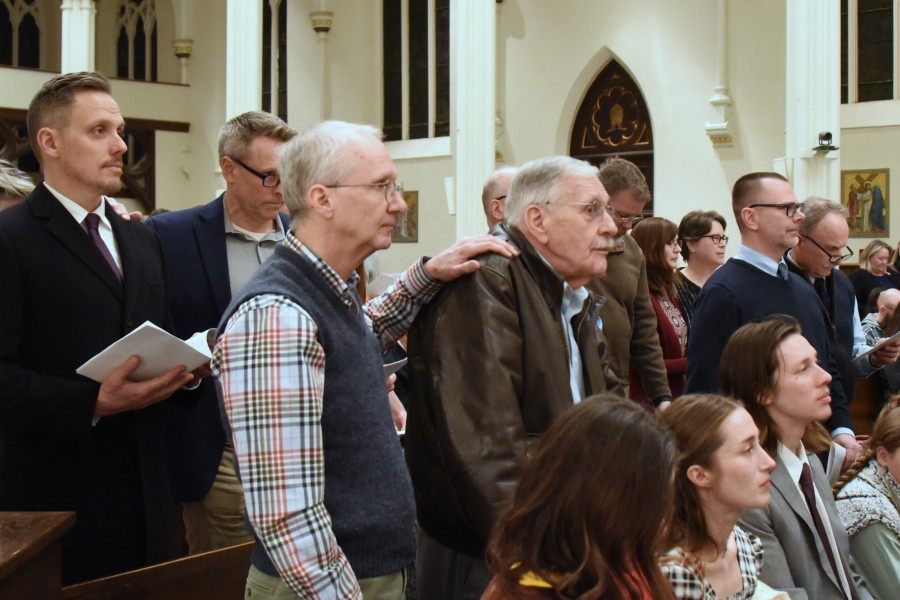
0, 159, 34, 212
849, 240, 900, 317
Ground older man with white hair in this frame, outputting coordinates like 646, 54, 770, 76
212, 120, 515, 600
406, 155, 620, 600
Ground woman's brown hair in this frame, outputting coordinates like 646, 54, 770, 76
677, 210, 726, 263
631, 217, 679, 300
486, 395, 677, 600
720, 317, 831, 456
834, 396, 900, 495
661, 394, 744, 566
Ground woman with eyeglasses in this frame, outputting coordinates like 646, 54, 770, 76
674, 211, 728, 335
630, 217, 688, 404
849, 239, 900, 318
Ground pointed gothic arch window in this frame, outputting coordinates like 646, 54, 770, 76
116, 0, 157, 82
569, 60, 655, 215
0, 0, 41, 69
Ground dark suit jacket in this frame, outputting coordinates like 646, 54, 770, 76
849, 268, 900, 317
0, 183, 178, 584
146, 195, 290, 502
739, 453, 872, 600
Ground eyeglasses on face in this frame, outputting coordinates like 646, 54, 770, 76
695, 234, 729, 245
748, 201, 807, 218
611, 209, 644, 226
326, 180, 404, 203
800, 234, 854, 263
547, 199, 616, 222
666, 239, 682, 249
231, 157, 280, 188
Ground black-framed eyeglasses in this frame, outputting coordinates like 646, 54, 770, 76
232, 157, 280, 188
611, 209, 644, 226
326, 180, 404, 203
696, 234, 729, 245
666, 239, 682, 249
494, 195, 507, 202
800, 234, 854, 263
748, 201, 806, 218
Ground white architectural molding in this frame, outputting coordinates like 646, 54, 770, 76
706, 0, 734, 147
310, 11, 333, 121
60, 0, 95, 73
385, 137, 451, 160
841, 98, 900, 128
785, 0, 841, 201
455, 0, 495, 238
226, 0, 262, 120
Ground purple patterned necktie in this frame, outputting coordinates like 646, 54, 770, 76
84, 213, 122, 281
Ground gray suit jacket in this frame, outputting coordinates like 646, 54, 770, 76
739, 453, 873, 600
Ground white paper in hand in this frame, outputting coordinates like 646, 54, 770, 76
76, 321, 212, 383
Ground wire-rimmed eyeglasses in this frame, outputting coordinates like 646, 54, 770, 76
326, 180, 404, 203
800, 234, 854, 263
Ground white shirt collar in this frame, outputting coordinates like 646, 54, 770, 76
777, 440, 809, 483
44, 182, 112, 231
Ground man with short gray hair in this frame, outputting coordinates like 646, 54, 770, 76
406, 155, 619, 600
147, 110, 296, 555
212, 120, 514, 600
786, 196, 900, 403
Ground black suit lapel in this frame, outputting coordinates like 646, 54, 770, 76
31, 184, 124, 301
108, 203, 146, 321
195, 196, 232, 314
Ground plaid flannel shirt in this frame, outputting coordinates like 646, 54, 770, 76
661, 527, 763, 600
212, 231, 441, 600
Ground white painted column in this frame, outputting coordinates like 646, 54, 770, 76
454, 0, 495, 238
226, 0, 263, 119
705, 0, 733, 147
60, 0, 95, 73
310, 11, 333, 121
784, 0, 841, 201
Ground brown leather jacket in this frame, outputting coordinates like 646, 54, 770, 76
406, 224, 618, 557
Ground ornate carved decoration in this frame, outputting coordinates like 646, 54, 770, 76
570, 60, 655, 209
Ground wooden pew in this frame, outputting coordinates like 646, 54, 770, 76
0, 511, 76, 600
61, 542, 253, 600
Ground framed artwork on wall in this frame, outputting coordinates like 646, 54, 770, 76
392, 190, 418, 243
841, 168, 890, 238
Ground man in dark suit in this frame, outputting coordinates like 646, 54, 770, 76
146, 111, 295, 554
0, 72, 196, 584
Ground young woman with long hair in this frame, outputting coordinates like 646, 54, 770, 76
629, 217, 688, 403
482, 395, 677, 600
834, 397, 900, 600
660, 394, 775, 599
720, 317, 870, 600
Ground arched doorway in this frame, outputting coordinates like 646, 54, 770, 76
569, 60, 655, 215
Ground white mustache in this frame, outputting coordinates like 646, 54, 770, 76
592, 237, 616, 252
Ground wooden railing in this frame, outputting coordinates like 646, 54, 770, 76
0, 512, 75, 600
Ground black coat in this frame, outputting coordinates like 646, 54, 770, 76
0, 183, 178, 584
848, 268, 900, 317
146, 196, 290, 502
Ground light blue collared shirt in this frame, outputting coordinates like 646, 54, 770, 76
561, 283, 589, 404
733, 244, 786, 277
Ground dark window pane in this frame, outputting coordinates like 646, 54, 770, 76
17, 13, 39, 68
857, 3, 893, 101
841, 0, 848, 103
262, 2, 272, 112
134, 17, 146, 80
277, 0, 287, 121
383, 0, 402, 140
117, 26, 129, 78
408, 0, 428, 138
435, 1, 449, 136
0, 4, 11, 66
150, 24, 157, 81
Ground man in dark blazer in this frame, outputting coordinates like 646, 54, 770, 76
0, 72, 195, 584
146, 111, 295, 554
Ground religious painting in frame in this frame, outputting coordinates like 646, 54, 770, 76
841, 168, 890, 238
392, 190, 418, 243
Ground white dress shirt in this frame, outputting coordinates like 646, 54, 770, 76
778, 441, 852, 599
44, 183, 123, 274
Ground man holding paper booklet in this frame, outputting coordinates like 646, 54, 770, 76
212, 121, 516, 600
0, 72, 205, 584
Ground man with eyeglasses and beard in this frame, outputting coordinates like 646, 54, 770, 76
406, 155, 620, 600
589, 157, 672, 408
785, 197, 900, 411
686, 173, 864, 470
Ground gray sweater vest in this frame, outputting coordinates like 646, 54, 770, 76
217, 243, 415, 581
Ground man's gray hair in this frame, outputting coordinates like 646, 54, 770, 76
504, 156, 599, 226
799, 196, 848, 236
280, 121, 383, 220
217, 111, 296, 161
0, 159, 34, 199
